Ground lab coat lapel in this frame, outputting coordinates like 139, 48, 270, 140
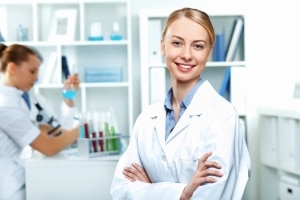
148, 103, 168, 148
166, 103, 202, 143
166, 80, 215, 142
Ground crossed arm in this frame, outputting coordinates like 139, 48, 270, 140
122, 152, 223, 200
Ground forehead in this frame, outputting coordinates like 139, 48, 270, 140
23, 54, 40, 69
166, 17, 208, 40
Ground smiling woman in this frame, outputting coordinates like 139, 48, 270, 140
111, 7, 251, 200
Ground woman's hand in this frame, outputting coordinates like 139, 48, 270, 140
123, 162, 151, 183
65, 74, 80, 90
180, 152, 223, 200
63, 74, 80, 107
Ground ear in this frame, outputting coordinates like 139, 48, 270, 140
7, 62, 17, 75
160, 39, 165, 56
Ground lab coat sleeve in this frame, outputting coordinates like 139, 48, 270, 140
191, 109, 251, 200
111, 114, 186, 200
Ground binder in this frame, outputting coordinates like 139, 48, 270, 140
225, 18, 244, 61
61, 55, 70, 80
212, 31, 225, 61
43, 52, 57, 84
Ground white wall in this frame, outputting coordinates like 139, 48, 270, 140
245, 2, 300, 200
130, 1, 300, 200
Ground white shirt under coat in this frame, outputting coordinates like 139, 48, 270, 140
111, 80, 251, 200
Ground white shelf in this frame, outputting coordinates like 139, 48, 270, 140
259, 102, 300, 199
0, 0, 133, 135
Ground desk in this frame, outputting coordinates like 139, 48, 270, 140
25, 149, 120, 200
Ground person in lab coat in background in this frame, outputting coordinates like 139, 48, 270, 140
19, 47, 80, 159
111, 7, 251, 200
0, 43, 80, 200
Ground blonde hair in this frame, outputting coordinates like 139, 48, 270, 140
161, 7, 215, 47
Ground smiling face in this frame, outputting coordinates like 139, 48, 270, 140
161, 16, 213, 86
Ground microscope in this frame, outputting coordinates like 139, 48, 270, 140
35, 103, 62, 136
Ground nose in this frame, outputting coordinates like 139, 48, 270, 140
34, 73, 39, 82
181, 46, 192, 60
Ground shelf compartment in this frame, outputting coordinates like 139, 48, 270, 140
279, 117, 300, 169
0, 4, 33, 42
260, 115, 279, 165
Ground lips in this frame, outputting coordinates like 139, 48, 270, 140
176, 63, 194, 71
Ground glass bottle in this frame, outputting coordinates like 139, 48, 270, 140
62, 71, 78, 100
62, 82, 77, 99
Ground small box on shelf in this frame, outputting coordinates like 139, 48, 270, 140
84, 67, 123, 83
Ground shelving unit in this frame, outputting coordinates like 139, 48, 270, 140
0, 0, 133, 135
139, 9, 246, 117
259, 100, 300, 200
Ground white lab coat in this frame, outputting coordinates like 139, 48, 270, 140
0, 84, 78, 200
0, 84, 40, 200
111, 80, 251, 200
19, 89, 78, 159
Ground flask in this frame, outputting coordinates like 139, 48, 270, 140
62, 83, 77, 99
62, 70, 78, 100
110, 22, 122, 41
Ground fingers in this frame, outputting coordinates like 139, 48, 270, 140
123, 166, 137, 182
199, 152, 212, 163
200, 168, 223, 179
131, 163, 148, 177
196, 152, 223, 184
65, 74, 80, 89
197, 152, 222, 171
123, 163, 151, 183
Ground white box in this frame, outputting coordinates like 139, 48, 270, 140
279, 176, 300, 200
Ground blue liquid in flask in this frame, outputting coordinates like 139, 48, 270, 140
62, 90, 76, 99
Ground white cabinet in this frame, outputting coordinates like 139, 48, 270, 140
138, 9, 246, 117
259, 100, 300, 200
25, 151, 120, 200
0, 0, 133, 135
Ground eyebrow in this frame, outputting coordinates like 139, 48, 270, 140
171, 35, 207, 44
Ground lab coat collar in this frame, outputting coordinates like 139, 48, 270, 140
0, 83, 22, 107
147, 80, 217, 144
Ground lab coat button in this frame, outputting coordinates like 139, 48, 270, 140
162, 156, 166, 161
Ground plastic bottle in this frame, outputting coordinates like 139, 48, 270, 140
17, 24, 27, 41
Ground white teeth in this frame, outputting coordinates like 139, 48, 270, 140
179, 64, 191, 69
